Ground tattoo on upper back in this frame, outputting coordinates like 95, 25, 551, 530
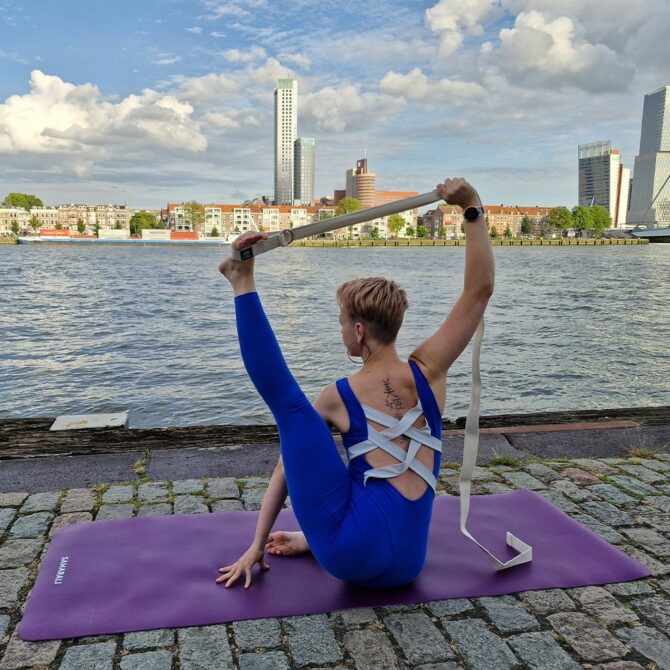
383, 377, 404, 419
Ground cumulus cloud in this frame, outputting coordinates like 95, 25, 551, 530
0, 71, 207, 163
425, 0, 498, 56
380, 68, 486, 103
301, 84, 398, 133
186, 26, 203, 34
489, 10, 635, 92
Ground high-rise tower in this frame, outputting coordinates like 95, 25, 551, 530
274, 78, 298, 205
352, 158, 376, 208
294, 138, 315, 205
628, 86, 670, 227
578, 140, 630, 227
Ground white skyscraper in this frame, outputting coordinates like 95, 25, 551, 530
628, 85, 670, 227
578, 140, 629, 227
274, 78, 298, 205
294, 138, 315, 205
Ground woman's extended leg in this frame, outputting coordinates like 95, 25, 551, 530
233, 290, 352, 549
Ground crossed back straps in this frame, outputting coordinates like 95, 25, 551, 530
347, 400, 443, 491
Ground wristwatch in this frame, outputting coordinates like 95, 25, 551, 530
463, 206, 485, 221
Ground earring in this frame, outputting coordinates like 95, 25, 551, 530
346, 341, 371, 365
346, 342, 364, 365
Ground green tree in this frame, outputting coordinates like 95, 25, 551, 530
55, 222, 63, 230
3, 193, 43, 210
504, 225, 512, 238
572, 205, 594, 236
335, 198, 362, 216
114, 221, 122, 230
183, 201, 206, 233
211, 226, 220, 237
76, 218, 86, 234
30, 215, 40, 233
417, 224, 428, 238
370, 226, 380, 239
520, 215, 533, 236
405, 226, 415, 237
94, 222, 100, 237
336, 198, 361, 239
490, 225, 499, 238
546, 207, 573, 236
129, 210, 161, 236
10, 220, 20, 236
590, 205, 611, 237
388, 214, 405, 239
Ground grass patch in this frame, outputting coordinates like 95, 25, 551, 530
132, 448, 151, 482
490, 455, 519, 467
628, 448, 657, 459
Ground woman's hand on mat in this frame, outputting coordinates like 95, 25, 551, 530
216, 546, 270, 588
265, 530, 310, 556
436, 178, 482, 210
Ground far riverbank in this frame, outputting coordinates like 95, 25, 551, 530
0, 237, 650, 247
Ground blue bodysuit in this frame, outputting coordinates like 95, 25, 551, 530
234, 291, 443, 588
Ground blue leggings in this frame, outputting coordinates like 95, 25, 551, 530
234, 291, 429, 588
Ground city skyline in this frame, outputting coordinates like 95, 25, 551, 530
0, 1, 668, 208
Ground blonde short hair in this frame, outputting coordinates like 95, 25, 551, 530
336, 277, 409, 345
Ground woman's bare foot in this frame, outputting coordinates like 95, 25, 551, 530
265, 531, 310, 556
218, 231, 268, 292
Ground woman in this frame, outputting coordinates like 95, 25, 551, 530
216, 177, 494, 589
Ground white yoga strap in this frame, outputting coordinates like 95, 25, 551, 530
460, 318, 533, 570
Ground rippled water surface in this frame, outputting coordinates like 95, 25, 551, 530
2, 244, 668, 427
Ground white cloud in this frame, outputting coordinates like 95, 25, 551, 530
222, 46, 267, 63
489, 10, 635, 92
380, 68, 486, 103
173, 72, 241, 103
150, 51, 182, 66
203, 112, 240, 128
0, 48, 29, 65
0, 71, 207, 164
201, 1, 249, 19
186, 26, 203, 34
210, 31, 226, 38
301, 84, 399, 133
277, 52, 311, 69
425, 0, 498, 56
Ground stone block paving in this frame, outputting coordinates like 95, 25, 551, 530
0, 456, 668, 668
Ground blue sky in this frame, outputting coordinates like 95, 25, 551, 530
0, 0, 668, 208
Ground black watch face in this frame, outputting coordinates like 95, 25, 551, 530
464, 207, 481, 221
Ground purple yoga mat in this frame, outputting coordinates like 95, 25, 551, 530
19, 490, 649, 640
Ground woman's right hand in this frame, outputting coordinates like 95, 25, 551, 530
436, 178, 481, 210
215, 545, 270, 588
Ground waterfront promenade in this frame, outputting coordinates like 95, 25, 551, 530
0, 412, 669, 669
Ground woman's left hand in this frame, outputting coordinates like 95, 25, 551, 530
215, 545, 270, 588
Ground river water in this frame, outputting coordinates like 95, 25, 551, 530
1, 244, 668, 428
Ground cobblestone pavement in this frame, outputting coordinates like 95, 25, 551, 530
1, 453, 669, 669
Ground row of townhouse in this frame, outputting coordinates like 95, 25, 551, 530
0, 205, 157, 236
165, 202, 419, 239
0, 205, 121, 235
422, 205, 556, 238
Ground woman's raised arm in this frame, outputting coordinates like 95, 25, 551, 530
409, 178, 494, 383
